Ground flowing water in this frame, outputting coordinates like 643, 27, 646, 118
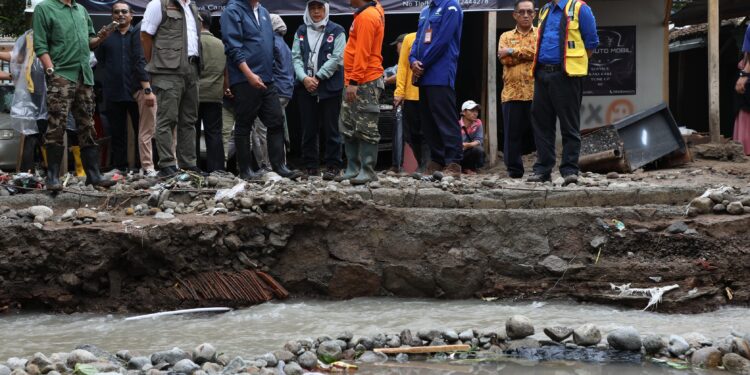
2, 298, 749, 374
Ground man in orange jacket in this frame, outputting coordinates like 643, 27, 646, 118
336, 0, 385, 185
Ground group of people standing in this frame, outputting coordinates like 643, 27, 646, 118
7, 0, 605, 191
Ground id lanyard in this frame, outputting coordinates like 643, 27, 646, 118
307, 31, 325, 77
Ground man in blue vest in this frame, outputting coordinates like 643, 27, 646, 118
410, 0, 464, 179
292, 0, 346, 181
528, 0, 598, 185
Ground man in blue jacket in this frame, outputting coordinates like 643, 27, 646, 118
220, 0, 301, 180
410, 0, 464, 179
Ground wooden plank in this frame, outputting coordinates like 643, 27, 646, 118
707, 0, 721, 143
486, 12, 499, 167
373, 344, 471, 354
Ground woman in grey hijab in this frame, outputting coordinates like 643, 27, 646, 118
291, 0, 347, 180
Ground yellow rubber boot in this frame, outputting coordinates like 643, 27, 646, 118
72, 146, 86, 177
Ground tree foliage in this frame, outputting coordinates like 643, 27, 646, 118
0, 0, 26, 37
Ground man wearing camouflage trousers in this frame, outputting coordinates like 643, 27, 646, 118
336, 0, 385, 185
33, 0, 116, 190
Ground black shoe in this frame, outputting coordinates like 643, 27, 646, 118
80, 146, 117, 188
158, 166, 179, 178
305, 168, 320, 178
526, 173, 551, 183
322, 166, 340, 181
563, 174, 579, 186
508, 171, 524, 179
274, 164, 303, 180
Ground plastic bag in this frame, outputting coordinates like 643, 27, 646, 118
9, 30, 47, 135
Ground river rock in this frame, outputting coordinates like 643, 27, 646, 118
607, 327, 642, 351
538, 255, 569, 275
282, 362, 303, 375
222, 357, 247, 374
669, 335, 690, 357
723, 353, 750, 374
193, 343, 216, 364
714, 204, 727, 214
691, 347, 723, 368
9, 370, 27, 375
573, 324, 601, 346
283, 341, 301, 354
297, 352, 317, 370
400, 329, 419, 347
201, 362, 222, 374
690, 197, 714, 214
543, 327, 573, 342
317, 340, 342, 361
28, 206, 53, 220
506, 315, 535, 339
666, 221, 688, 234
24, 363, 39, 375
150, 348, 190, 366
7, 359, 27, 370
683, 332, 712, 349
358, 351, 388, 364
90, 362, 120, 373
459, 329, 475, 342
728, 202, 745, 215
442, 329, 459, 342
154, 212, 175, 220
417, 329, 441, 342
395, 353, 408, 363
116, 351, 132, 362
372, 333, 386, 348
67, 350, 98, 367
337, 331, 354, 342
61, 209, 75, 222
734, 337, 750, 359
505, 338, 541, 351
0, 365, 9, 375
127, 357, 151, 370
256, 354, 277, 368
385, 335, 401, 348
355, 337, 374, 350
272, 351, 295, 363
643, 335, 667, 355
173, 359, 200, 374
29, 354, 51, 369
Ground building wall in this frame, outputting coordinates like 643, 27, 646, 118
497, 0, 668, 129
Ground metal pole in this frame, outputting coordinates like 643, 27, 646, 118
707, 0, 721, 143
486, 12, 498, 166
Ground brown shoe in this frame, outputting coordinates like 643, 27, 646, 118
443, 163, 462, 179
425, 161, 443, 175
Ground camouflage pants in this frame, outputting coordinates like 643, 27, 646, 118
339, 78, 383, 144
45, 74, 97, 147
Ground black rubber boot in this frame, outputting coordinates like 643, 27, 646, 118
351, 141, 379, 185
236, 136, 265, 181
44, 144, 64, 191
334, 138, 360, 182
80, 146, 116, 188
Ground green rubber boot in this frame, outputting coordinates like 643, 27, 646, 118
335, 138, 361, 182
351, 141, 379, 185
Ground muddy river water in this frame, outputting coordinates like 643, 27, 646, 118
3, 298, 749, 374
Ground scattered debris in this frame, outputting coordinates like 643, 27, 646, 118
610, 283, 679, 310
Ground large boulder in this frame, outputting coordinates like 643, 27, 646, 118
193, 343, 216, 365
544, 327, 573, 342
691, 347, 723, 369
642, 335, 667, 356
297, 352, 317, 370
573, 324, 601, 347
506, 315, 535, 340
282, 362, 303, 375
317, 340, 343, 361
723, 353, 750, 374
607, 327, 642, 351
173, 359, 200, 374
66, 350, 98, 367
358, 351, 388, 364
669, 335, 690, 357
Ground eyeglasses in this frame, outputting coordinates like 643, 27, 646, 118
112, 9, 129, 14
514, 10, 535, 16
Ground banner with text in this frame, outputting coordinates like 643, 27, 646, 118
583, 26, 637, 96
80, 0, 516, 16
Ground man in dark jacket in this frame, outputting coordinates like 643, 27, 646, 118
220, 0, 300, 180
291, 0, 346, 180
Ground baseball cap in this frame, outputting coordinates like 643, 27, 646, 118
307, 0, 327, 4
390, 33, 407, 46
461, 100, 480, 111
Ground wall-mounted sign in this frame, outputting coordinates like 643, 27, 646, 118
584, 26, 637, 96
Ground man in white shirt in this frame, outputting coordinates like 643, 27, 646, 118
140, 0, 203, 177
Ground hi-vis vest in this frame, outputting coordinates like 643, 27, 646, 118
531, 0, 589, 77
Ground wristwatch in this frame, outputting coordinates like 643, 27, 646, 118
740, 71, 750, 78
507, 48, 515, 56
144, 87, 153, 95
45, 67, 55, 76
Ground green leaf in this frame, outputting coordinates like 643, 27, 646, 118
318, 353, 338, 365
73, 364, 98, 375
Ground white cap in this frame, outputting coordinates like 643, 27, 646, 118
461, 100, 480, 111
25, 0, 43, 13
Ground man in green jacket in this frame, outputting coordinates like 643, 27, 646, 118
33, 0, 117, 190
195, 10, 226, 172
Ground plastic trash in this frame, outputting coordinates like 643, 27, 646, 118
9, 30, 47, 135
73, 364, 97, 375
215, 181, 246, 201
612, 220, 626, 231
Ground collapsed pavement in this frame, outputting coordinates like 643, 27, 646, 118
0, 161, 750, 314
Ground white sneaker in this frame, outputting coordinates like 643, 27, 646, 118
141, 169, 159, 178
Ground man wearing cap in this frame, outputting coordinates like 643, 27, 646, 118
221, 0, 301, 180
292, 0, 346, 180
337, 0, 385, 185
459, 100, 485, 174
394, 32, 430, 173
33, 0, 117, 190
409, 0, 464, 178
141, 0, 203, 177
498, 0, 537, 178
528, 0, 599, 184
